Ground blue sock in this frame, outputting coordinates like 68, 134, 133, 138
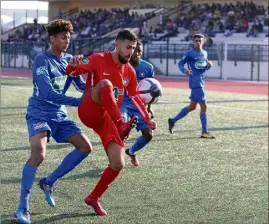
129, 136, 149, 155
200, 113, 208, 133
46, 149, 88, 185
172, 106, 189, 123
18, 164, 37, 211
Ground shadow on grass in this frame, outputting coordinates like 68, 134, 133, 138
37, 212, 98, 223
0, 212, 43, 224
1, 168, 103, 185
1, 141, 102, 152
0, 212, 96, 224
210, 124, 268, 131
62, 168, 103, 180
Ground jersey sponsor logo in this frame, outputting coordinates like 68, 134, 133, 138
33, 122, 47, 130
81, 58, 89, 64
195, 60, 207, 69
113, 87, 124, 101
51, 76, 67, 90
36, 66, 46, 76
123, 79, 129, 86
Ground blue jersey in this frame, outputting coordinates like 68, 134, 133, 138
122, 59, 154, 109
178, 48, 210, 89
27, 50, 84, 119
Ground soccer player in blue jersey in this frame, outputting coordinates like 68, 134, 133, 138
121, 41, 155, 166
14, 19, 92, 224
168, 33, 215, 138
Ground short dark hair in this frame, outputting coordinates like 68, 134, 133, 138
136, 40, 143, 46
46, 19, 73, 37
193, 33, 204, 40
116, 29, 138, 42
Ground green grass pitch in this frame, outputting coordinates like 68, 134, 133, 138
1, 77, 268, 224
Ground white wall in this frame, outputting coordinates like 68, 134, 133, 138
149, 58, 269, 81
2, 54, 268, 81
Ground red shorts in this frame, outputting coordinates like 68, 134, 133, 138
78, 94, 124, 150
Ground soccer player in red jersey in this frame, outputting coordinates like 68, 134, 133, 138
66, 29, 156, 216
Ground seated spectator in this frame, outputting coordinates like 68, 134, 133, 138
246, 23, 258, 37
205, 36, 213, 48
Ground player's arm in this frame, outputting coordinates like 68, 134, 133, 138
126, 69, 156, 129
178, 52, 192, 75
33, 55, 82, 106
206, 52, 213, 70
66, 55, 94, 77
71, 76, 86, 93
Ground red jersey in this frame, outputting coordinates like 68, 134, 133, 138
66, 52, 151, 123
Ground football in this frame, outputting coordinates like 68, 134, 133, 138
136, 78, 163, 104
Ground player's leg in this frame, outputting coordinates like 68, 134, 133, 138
199, 101, 214, 138
126, 128, 153, 167
39, 119, 92, 207
125, 108, 153, 166
15, 131, 48, 224
198, 89, 214, 138
90, 79, 138, 139
84, 114, 125, 216
168, 97, 197, 134
85, 142, 124, 216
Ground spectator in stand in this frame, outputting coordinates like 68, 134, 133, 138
247, 22, 258, 37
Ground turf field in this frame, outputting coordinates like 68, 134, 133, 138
1, 77, 268, 224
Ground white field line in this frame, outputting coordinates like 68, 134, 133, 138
1, 85, 268, 113
1, 85, 81, 95
159, 100, 268, 113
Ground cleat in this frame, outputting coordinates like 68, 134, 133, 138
118, 116, 138, 140
125, 149, 139, 167
38, 178, 55, 207
14, 209, 31, 224
168, 118, 175, 134
201, 132, 215, 139
84, 196, 108, 216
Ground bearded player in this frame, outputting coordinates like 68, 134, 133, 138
64, 29, 156, 215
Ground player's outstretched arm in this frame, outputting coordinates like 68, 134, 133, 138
34, 54, 81, 107
66, 55, 93, 77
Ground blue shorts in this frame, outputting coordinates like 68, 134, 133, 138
120, 106, 149, 132
26, 113, 82, 143
190, 88, 206, 103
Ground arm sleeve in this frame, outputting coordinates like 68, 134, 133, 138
33, 55, 81, 106
126, 68, 151, 123
149, 64, 155, 78
178, 53, 189, 74
66, 56, 94, 77
71, 76, 86, 92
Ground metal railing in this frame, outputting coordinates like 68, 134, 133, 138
1, 40, 268, 81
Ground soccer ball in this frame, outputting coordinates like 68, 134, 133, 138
136, 78, 163, 104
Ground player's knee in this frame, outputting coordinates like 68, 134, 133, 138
143, 131, 153, 142
99, 79, 113, 88
79, 142, 92, 154
30, 152, 46, 166
188, 105, 196, 111
110, 161, 125, 171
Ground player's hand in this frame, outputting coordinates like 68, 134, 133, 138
69, 54, 84, 67
185, 70, 192, 76
148, 120, 157, 130
207, 60, 213, 67
147, 107, 154, 119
